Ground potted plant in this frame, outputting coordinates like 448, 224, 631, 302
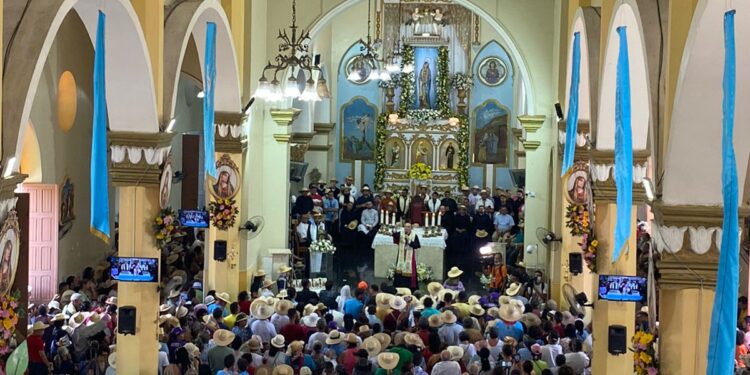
451, 73, 474, 113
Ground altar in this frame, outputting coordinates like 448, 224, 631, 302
372, 227, 447, 281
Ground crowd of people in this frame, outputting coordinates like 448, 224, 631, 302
291, 177, 526, 278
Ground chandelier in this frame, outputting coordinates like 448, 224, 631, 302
254, 0, 330, 102
348, 0, 389, 82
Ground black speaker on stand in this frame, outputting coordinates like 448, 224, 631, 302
569, 252, 583, 275
118, 306, 137, 335
555, 102, 564, 120
214, 240, 227, 261
608, 325, 627, 355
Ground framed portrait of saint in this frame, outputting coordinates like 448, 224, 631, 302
60, 176, 75, 225
472, 100, 509, 165
439, 140, 459, 170
565, 167, 590, 205
0, 210, 20, 296
411, 138, 434, 167
477, 57, 508, 86
207, 154, 241, 200
159, 160, 173, 209
385, 138, 406, 170
345, 56, 376, 85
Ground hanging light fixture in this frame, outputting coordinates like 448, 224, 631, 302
254, 0, 327, 102
385, 0, 406, 75
348, 0, 381, 83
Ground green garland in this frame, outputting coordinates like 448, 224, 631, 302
436, 46, 451, 117
398, 45, 415, 115
373, 112, 389, 191
456, 114, 470, 187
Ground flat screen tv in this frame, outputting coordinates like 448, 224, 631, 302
179, 209, 209, 228
598, 275, 647, 302
110, 257, 159, 282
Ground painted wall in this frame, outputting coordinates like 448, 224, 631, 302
26, 13, 113, 280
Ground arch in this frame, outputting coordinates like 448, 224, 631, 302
595, 0, 651, 152
307, 0, 536, 113
163, 0, 241, 121
662, 0, 750, 206
3, 0, 159, 161
563, 8, 601, 136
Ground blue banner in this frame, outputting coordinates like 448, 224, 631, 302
707, 10, 738, 375
90, 11, 110, 243
561, 32, 581, 176
203, 22, 217, 179
612, 26, 632, 263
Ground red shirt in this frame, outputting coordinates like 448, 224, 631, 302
28, 335, 45, 363
239, 300, 251, 315
341, 348, 358, 375
280, 323, 306, 343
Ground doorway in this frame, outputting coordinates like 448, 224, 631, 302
18, 184, 58, 304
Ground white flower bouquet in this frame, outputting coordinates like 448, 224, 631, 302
309, 239, 336, 254
480, 273, 492, 290
451, 73, 474, 91
406, 109, 443, 125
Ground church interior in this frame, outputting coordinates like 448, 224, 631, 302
0, 0, 748, 374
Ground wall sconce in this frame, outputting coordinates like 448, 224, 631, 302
388, 113, 399, 124
448, 117, 459, 126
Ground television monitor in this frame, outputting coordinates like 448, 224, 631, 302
110, 257, 159, 282
179, 209, 209, 228
598, 275, 647, 302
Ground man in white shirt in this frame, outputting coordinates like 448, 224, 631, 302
296, 213, 313, 246
563, 339, 590, 375
358, 202, 379, 236
250, 313, 277, 345
467, 185, 481, 207
541, 332, 564, 368
63, 293, 82, 318
431, 350, 461, 375
475, 189, 494, 211
427, 192, 442, 213
344, 176, 358, 198
493, 206, 515, 240
437, 311, 463, 346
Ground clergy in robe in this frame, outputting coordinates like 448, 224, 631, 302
409, 193, 426, 226
396, 189, 411, 223
427, 192, 442, 213
449, 205, 472, 267
472, 205, 494, 261
439, 206, 455, 235
441, 189, 458, 213
338, 202, 358, 248
393, 223, 421, 289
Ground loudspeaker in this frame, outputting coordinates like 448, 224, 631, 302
608, 325, 627, 355
118, 306, 136, 335
555, 102, 564, 120
290, 161, 309, 182
214, 240, 227, 261
569, 252, 583, 274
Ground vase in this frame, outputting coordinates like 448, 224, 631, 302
385, 87, 395, 113
310, 251, 323, 274
457, 88, 467, 115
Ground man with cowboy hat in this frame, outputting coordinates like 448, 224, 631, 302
437, 311, 462, 346
294, 187, 314, 216
356, 186, 375, 209
323, 188, 340, 235
380, 189, 396, 211
343, 176, 358, 198
327, 178, 341, 198
251, 302, 277, 345
28, 321, 53, 374
208, 329, 235, 374
468, 185, 481, 207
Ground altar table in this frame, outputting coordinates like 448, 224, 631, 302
373, 228, 447, 281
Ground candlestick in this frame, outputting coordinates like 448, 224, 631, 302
424, 212, 428, 227
391, 212, 396, 226
437, 213, 442, 226
380, 210, 385, 224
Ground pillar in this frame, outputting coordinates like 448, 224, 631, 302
518, 115, 550, 271
130, 0, 164, 120
110, 131, 173, 374
207, 112, 244, 297
652, 204, 749, 375
220, 0, 245, 91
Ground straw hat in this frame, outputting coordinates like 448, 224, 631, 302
272, 365, 294, 375
48, 300, 61, 311
303, 304, 317, 316
389, 296, 407, 311
447, 267, 464, 278
373, 333, 391, 349
213, 329, 235, 347
441, 310, 458, 324
288, 340, 305, 354
276, 289, 288, 299
520, 313, 542, 328
427, 282, 443, 296
302, 313, 319, 328
271, 334, 286, 348
378, 352, 399, 370
254, 269, 267, 277
486, 307, 499, 319
326, 330, 344, 345
467, 295, 481, 306
176, 306, 189, 319
497, 296, 524, 322
50, 313, 66, 323
247, 338, 261, 351
167, 288, 181, 299
475, 230, 489, 238
358, 325, 372, 335
204, 296, 216, 305
108, 353, 117, 368
184, 343, 200, 358
261, 279, 275, 289
216, 292, 231, 303
395, 288, 412, 296
438, 289, 457, 303
105, 297, 118, 305
346, 333, 359, 345
393, 332, 407, 347
447, 346, 464, 361
469, 304, 485, 317
505, 283, 521, 297
279, 265, 292, 273
253, 303, 274, 320
300, 367, 312, 375
375, 293, 393, 307
32, 321, 49, 331
68, 312, 86, 329
428, 314, 443, 328
275, 300, 293, 315
403, 333, 424, 348
363, 336, 382, 357
159, 304, 171, 313
347, 220, 359, 230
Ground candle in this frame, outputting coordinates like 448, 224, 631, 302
424, 212, 428, 227
380, 210, 385, 224
437, 213, 442, 226
391, 212, 396, 226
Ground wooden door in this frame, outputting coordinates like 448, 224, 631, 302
18, 184, 58, 304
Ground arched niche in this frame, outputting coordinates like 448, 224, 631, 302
663, 0, 750, 206
563, 8, 600, 141
595, 0, 651, 152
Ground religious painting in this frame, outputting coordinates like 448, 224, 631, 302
207, 154, 241, 200
477, 57, 508, 86
340, 97, 377, 161
413, 47, 439, 109
60, 176, 75, 225
565, 165, 590, 205
0, 210, 20, 296
411, 138, 434, 167
345, 56, 376, 85
473, 100, 509, 165
439, 139, 459, 170
159, 159, 173, 209
385, 138, 406, 170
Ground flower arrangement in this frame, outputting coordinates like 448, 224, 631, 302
632, 329, 658, 375
579, 234, 598, 272
374, 113, 389, 191
310, 239, 337, 254
455, 114, 470, 187
398, 45, 415, 115
208, 198, 239, 231
565, 203, 591, 236
378, 74, 400, 89
480, 272, 492, 290
386, 262, 434, 282
405, 109, 443, 125
152, 208, 185, 248
408, 163, 433, 180
0, 290, 24, 355
451, 73, 474, 91
436, 46, 451, 117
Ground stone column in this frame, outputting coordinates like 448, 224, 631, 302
207, 112, 244, 296
130, 0, 164, 119
110, 131, 172, 374
652, 204, 749, 375
518, 115, 549, 271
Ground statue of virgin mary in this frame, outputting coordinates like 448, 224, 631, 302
418, 61, 431, 109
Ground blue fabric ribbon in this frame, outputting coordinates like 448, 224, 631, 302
561, 32, 581, 176
707, 10, 738, 375
90, 11, 110, 243
203, 22, 218, 179
612, 26, 633, 263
